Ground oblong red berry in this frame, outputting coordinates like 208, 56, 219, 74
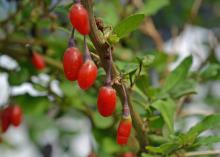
10, 105, 22, 127
1, 107, 11, 133
117, 118, 132, 145
69, 3, 90, 35
63, 47, 83, 81
77, 60, 97, 90
97, 86, 116, 117
32, 52, 45, 70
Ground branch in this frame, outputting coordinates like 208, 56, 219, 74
0, 45, 63, 71
185, 150, 220, 156
140, 17, 164, 51
81, 0, 148, 150
188, 0, 203, 23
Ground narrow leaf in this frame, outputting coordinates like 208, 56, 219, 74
113, 14, 145, 38
187, 114, 220, 136
151, 98, 176, 133
146, 143, 179, 154
138, 0, 170, 16
169, 79, 197, 99
195, 136, 220, 146
163, 56, 192, 93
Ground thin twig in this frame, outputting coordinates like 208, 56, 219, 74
188, 0, 203, 23
185, 150, 220, 156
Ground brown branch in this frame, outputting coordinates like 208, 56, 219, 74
81, 0, 148, 151
188, 0, 203, 24
140, 17, 164, 51
130, 0, 164, 51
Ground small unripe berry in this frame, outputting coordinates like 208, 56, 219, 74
97, 86, 116, 117
77, 60, 97, 90
69, 3, 90, 35
10, 105, 22, 127
63, 47, 83, 81
117, 117, 132, 145
31, 52, 45, 70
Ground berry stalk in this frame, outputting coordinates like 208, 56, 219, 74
75, 0, 81, 3
105, 47, 113, 86
68, 28, 75, 47
84, 36, 92, 60
122, 84, 130, 118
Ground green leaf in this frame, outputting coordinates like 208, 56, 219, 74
146, 142, 179, 154
180, 115, 220, 146
163, 56, 192, 93
187, 114, 220, 137
115, 61, 139, 75
8, 68, 30, 85
136, 55, 155, 67
113, 14, 145, 38
93, 111, 114, 129
135, 75, 149, 96
195, 136, 220, 147
200, 63, 220, 80
13, 94, 51, 115
169, 79, 197, 99
151, 98, 176, 133
102, 138, 120, 154
138, 0, 170, 16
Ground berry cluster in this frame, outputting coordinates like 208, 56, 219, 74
0, 105, 22, 133
63, 1, 97, 90
63, 1, 132, 146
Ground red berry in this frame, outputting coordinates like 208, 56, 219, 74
122, 152, 136, 157
63, 47, 83, 81
69, 3, 90, 35
32, 52, 45, 70
10, 105, 22, 127
117, 118, 132, 145
1, 107, 11, 133
97, 86, 116, 117
77, 60, 97, 90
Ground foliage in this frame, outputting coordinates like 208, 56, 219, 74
0, 0, 220, 157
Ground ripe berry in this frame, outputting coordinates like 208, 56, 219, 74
97, 86, 116, 117
63, 47, 83, 81
117, 117, 132, 145
69, 3, 90, 35
32, 52, 45, 70
0, 107, 11, 133
77, 60, 97, 90
10, 105, 22, 127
